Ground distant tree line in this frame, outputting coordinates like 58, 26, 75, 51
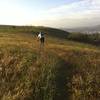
67, 33, 100, 46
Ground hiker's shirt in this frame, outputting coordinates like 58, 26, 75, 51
38, 33, 41, 39
38, 33, 44, 39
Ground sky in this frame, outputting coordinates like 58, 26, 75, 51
0, 0, 100, 28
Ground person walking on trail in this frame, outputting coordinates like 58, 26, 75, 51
38, 32, 45, 46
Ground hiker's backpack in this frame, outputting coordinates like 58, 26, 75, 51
41, 32, 44, 38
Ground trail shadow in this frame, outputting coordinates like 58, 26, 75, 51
54, 58, 74, 100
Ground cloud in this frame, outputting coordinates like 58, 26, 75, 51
36, 0, 100, 28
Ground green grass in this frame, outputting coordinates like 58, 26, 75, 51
0, 31, 100, 100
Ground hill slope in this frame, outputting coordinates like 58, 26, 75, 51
0, 25, 69, 39
0, 30, 100, 100
63, 25, 100, 33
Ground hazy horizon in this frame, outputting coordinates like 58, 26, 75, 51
0, 0, 100, 28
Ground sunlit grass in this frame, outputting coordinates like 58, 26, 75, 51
0, 32, 100, 100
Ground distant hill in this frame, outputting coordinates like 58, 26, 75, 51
63, 25, 100, 33
0, 25, 69, 39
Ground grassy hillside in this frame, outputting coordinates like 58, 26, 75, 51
0, 25, 69, 39
0, 27, 100, 100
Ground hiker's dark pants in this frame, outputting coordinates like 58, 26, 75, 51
40, 37, 44, 44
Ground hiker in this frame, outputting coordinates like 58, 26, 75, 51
38, 32, 45, 45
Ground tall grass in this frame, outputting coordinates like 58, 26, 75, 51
0, 45, 63, 100
0, 32, 100, 100
65, 49, 100, 100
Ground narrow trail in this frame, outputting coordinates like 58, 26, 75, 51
54, 60, 70, 100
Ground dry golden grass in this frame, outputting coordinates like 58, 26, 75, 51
0, 32, 100, 100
